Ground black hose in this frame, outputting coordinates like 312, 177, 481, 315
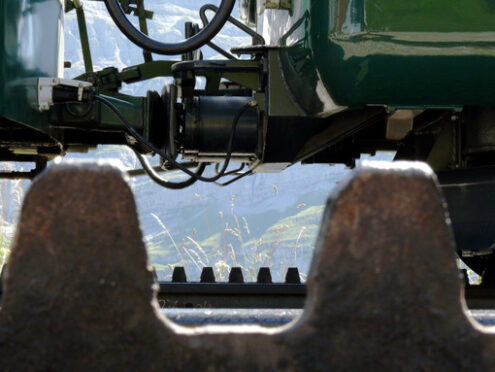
215, 170, 253, 187
199, 4, 265, 46
132, 149, 206, 190
94, 95, 256, 183
103, 0, 236, 55
127, 161, 198, 177
215, 162, 245, 176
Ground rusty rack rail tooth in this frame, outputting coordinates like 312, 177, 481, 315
0, 264, 4, 297
464, 286, 495, 309
5, 162, 495, 370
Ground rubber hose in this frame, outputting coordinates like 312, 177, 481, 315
103, 0, 236, 55
133, 149, 207, 190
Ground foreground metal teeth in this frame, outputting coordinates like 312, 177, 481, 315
4, 162, 490, 370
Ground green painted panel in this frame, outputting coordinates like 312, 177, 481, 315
266, 0, 495, 115
0, 0, 64, 130
364, 0, 495, 32
323, 0, 495, 107
0, 1, 4, 116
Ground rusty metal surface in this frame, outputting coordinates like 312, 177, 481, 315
1, 161, 495, 371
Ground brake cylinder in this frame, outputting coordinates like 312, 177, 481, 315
182, 96, 260, 162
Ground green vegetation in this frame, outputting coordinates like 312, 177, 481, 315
457, 259, 481, 285
0, 244, 9, 272
148, 204, 324, 282
0, 155, 325, 283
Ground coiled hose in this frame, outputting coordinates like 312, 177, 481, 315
103, 0, 236, 55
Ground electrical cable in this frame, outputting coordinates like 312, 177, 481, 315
215, 170, 253, 187
93, 95, 256, 183
127, 161, 198, 177
132, 149, 206, 189
103, 0, 235, 55
215, 162, 245, 176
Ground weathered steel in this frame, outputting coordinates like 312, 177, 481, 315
159, 266, 305, 309
161, 308, 300, 327
157, 282, 305, 309
1, 161, 495, 371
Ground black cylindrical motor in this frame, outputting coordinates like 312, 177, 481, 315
182, 96, 260, 163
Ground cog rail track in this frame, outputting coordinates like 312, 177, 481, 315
157, 266, 305, 308
1, 261, 493, 310
157, 268, 495, 310
3, 161, 495, 370
1, 262, 494, 310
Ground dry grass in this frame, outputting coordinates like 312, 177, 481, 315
0, 164, 24, 273
150, 185, 321, 282
0, 245, 8, 271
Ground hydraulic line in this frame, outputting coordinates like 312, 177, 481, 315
215, 162, 245, 176
132, 149, 206, 190
103, 0, 236, 55
215, 170, 253, 187
94, 95, 256, 183
127, 161, 198, 177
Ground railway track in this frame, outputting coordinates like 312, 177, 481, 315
3, 163, 495, 370
3, 263, 494, 314
161, 308, 495, 327
156, 271, 495, 310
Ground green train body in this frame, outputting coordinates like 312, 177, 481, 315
0, 0, 64, 130
256, 0, 495, 115
4, 1, 495, 123
2, 0, 495, 272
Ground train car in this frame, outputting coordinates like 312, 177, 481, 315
2, 0, 495, 278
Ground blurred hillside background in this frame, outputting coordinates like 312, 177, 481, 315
1, 1, 392, 281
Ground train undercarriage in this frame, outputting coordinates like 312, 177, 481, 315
3, 0, 495, 368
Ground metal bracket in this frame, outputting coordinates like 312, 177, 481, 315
37, 78, 93, 112
200, 4, 265, 60
260, 0, 293, 14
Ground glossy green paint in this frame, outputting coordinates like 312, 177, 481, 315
0, 0, 64, 131
265, 0, 495, 116
50, 94, 148, 133
0, 1, 147, 138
